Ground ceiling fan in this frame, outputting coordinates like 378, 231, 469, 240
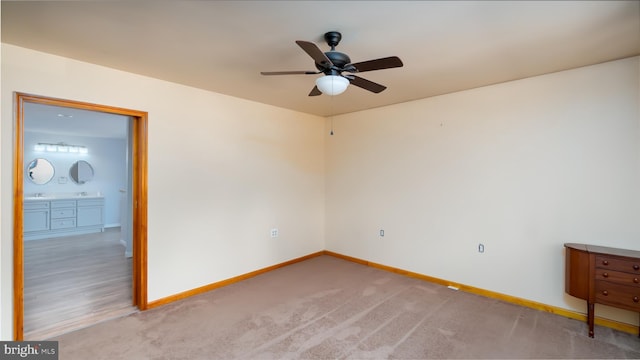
260, 31, 403, 96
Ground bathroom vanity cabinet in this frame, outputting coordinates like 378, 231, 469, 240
24, 196, 104, 240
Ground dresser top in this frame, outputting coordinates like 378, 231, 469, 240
565, 243, 640, 259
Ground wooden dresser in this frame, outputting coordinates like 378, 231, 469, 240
564, 243, 640, 338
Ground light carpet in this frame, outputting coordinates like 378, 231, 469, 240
52, 255, 640, 359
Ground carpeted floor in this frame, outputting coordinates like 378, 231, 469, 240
52, 255, 639, 359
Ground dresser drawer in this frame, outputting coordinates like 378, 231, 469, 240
77, 199, 104, 207
51, 200, 76, 208
595, 255, 640, 273
595, 268, 640, 287
24, 201, 50, 210
594, 280, 640, 312
50, 218, 76, 230
50, 208, 76, 219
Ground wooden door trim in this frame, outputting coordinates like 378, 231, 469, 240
12, 92, 148, 340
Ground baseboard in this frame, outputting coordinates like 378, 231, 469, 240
144, 250, 637, 336
146, 251, 325, 309
323, 250, 639, 336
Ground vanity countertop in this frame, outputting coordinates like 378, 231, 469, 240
24, 192, 103, 201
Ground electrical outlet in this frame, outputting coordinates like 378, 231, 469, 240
270, 228, 279, 238
478, 243, 485, 253
379, 229, 384, 237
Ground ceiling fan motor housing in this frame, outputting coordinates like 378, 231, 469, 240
314, 31, 352, 75
316, 51, 351, 74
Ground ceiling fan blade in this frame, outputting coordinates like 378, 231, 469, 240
296, 40, 333, 68
350, 56, 403, 73
349, 75, 387, 93
260, 70, 318, 75
308, 86, 322, 96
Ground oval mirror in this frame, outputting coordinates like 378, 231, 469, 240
70, 160, 94, 184
26, 158, 55, 185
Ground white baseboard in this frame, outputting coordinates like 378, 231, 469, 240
120, 238, 133, 258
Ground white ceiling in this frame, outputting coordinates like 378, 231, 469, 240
2, 1, 640, 119
23, 102, 130, 139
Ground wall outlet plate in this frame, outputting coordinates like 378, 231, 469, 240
270, 228, 279, 238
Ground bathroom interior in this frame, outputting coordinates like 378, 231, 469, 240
21, 102, 136, 339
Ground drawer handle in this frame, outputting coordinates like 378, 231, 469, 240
634, 296, 639, 303
634, 265, 640, 271
602, 272, 609, 278
602, 290, 608, 296
634, 278, 639, 284
602, 260, 609, 266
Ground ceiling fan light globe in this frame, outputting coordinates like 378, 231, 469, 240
316, 75, 349, 96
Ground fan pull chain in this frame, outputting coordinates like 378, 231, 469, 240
330, 84, 335, 136
330, 117, 334, 136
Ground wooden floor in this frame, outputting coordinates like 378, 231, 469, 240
23, 228, 137, 340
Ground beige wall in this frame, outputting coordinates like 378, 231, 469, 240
2, 43, 639, 338
0, 44, 326, 338
325, 56, 640, 326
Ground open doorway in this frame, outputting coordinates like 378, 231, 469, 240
13, 93, 148, 340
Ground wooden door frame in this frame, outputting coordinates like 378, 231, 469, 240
13, 93, 148, 340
